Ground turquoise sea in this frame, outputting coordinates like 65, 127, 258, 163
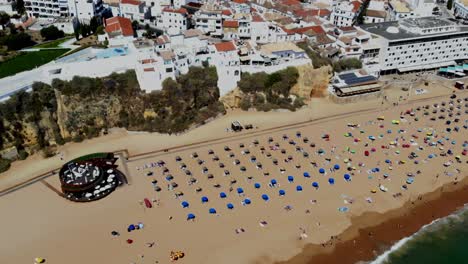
372, 205, 468, 264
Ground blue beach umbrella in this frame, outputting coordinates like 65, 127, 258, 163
319, 168, 325, 174
166, 175, 173, 181
243, 198, 251, 205
237, 187, 244, 194
254, 183, 261, 189
201, 196, 209, 203
181, 201, 189, 208
312, 182, 319, 189
220, 192, 227, 198
227, 203, 234, 209
187, 213, 195, 220
334, 164, 340, 170
262, 194, 269, 201
128, 224, 135, 232
288, 175, 294, 182
385, 159, 391, 164
209, 208, 217, 214
428, 154, 434, 159
279, 189, 286, 196
296, 185, 303, 192
271, 179, 277, 185
328, 178, 335, 185
303, 172, 310, 177
344, 174, 351, 181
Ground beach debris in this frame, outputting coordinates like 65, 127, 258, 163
170, 251, 185, 261
34, 257, 45, 263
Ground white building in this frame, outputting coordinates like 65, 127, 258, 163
360, 17, 468, 75
68, 0, 105, 22
454, 0, 468, 20
193, 9, 223, 36
120, 0, 146, 22
388, 0, 436, 21
330, 0, 362, 27
364, 1, 387, 24
158, 7, 189, 34
0, 0, 15, 16
250, 13, 269, 44
24, 0, 105, 19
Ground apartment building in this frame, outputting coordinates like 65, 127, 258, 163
159, 7, 189, 34
454, 0, 468, 20
25, 0, 104, 20
193, 9, 223, 36
330, 0, 362, 27
360, 17, 468, 74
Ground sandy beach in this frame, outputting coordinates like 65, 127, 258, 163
0, 85, 467, 264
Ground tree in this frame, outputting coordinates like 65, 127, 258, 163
332, 58, 362, 72
447, 0, 453, 10
0, 32, 34, 50
12, 0, 25, 14
356, 0, 370, 25
40, 25, 65, 41
0, 158, 11, 173
89, 16, 99, 34
0, 12, 10, 26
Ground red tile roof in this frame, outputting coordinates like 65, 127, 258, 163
105, 16, 134, 37
293, 8, 331, 18
292, 25, 325, 35
351, 1, 361, 12
162, 7, 188, 14
144, 68, 155, 72
214, 41, 237, 52
223, 20, 239, 28
252, 13, 264, 22
232, 0, 247, 4
222, 9, 232, 16
280, 0, 301, 6
339, 26, 356, 32
121, 0, 141, 6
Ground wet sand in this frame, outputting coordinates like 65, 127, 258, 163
278, 176, 468, 264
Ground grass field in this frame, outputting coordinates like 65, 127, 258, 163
33, 37, 72, 49
0, 49, 70, 78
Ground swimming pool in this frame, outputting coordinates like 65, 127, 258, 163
96, 47, 128, 59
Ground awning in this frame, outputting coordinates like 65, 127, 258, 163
398, 61, 456, 73
455, 72, 466, 77
439, 68, 448, 73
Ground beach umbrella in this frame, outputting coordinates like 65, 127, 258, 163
271, 179, 277, 185
303, 172, 310, 177
334, 164, 340, 170
201, 196, 209, 203
319, 168, 325, 174
344, 174, 351, 181
312, 182, 319, 189
385, 159, 391, 164
187, 213, 196, 220
128, 224, 135, 232
227, 203, 234, 209
364, 150, 370, 156
165, 175, 174, 181
243, 198, 251, 205
279, 189, 286, 196
220, 192, 227, 198
262, 194, 269, 201
35, 257, 45, 263
328, 178, 335, 185
237, 187, 244, 194
254, 183, 261, 189
126, 239, 133, 244
288, 175, 294, 182
296, 185, 303, 192
209, 208, 217, 214
181, 201, 189, 208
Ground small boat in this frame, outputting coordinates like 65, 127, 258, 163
144, 198, 152, 208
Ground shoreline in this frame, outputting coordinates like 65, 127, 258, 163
277, 176, 468, 264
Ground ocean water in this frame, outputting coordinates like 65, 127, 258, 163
372, 205, 468, 264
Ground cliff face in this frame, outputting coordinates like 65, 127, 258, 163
290, 65, 331, 99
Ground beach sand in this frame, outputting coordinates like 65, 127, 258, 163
0, 86, 466, 264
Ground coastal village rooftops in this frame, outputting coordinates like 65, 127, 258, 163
182, 29, 204, 38
260, 42, 304, 55
163, 7, 188, 14
105, 16, 134, 38
389, 0, 411, 12
222, 9, 233, 16
120, 0, 141, 5
365, 9, 387, 18
159, 50, 175, 61
252, 13, 265, 22
232, 0, 248, 4
350, 1, 362, 12
223, 20, 239, 28
293, 8, 331, 18
359, 17, 468, 41
292, 25, 326, 35
214, 41, 237, 52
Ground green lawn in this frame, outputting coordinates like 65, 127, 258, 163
33, 37, 72, 49
0, 49, 70, 78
